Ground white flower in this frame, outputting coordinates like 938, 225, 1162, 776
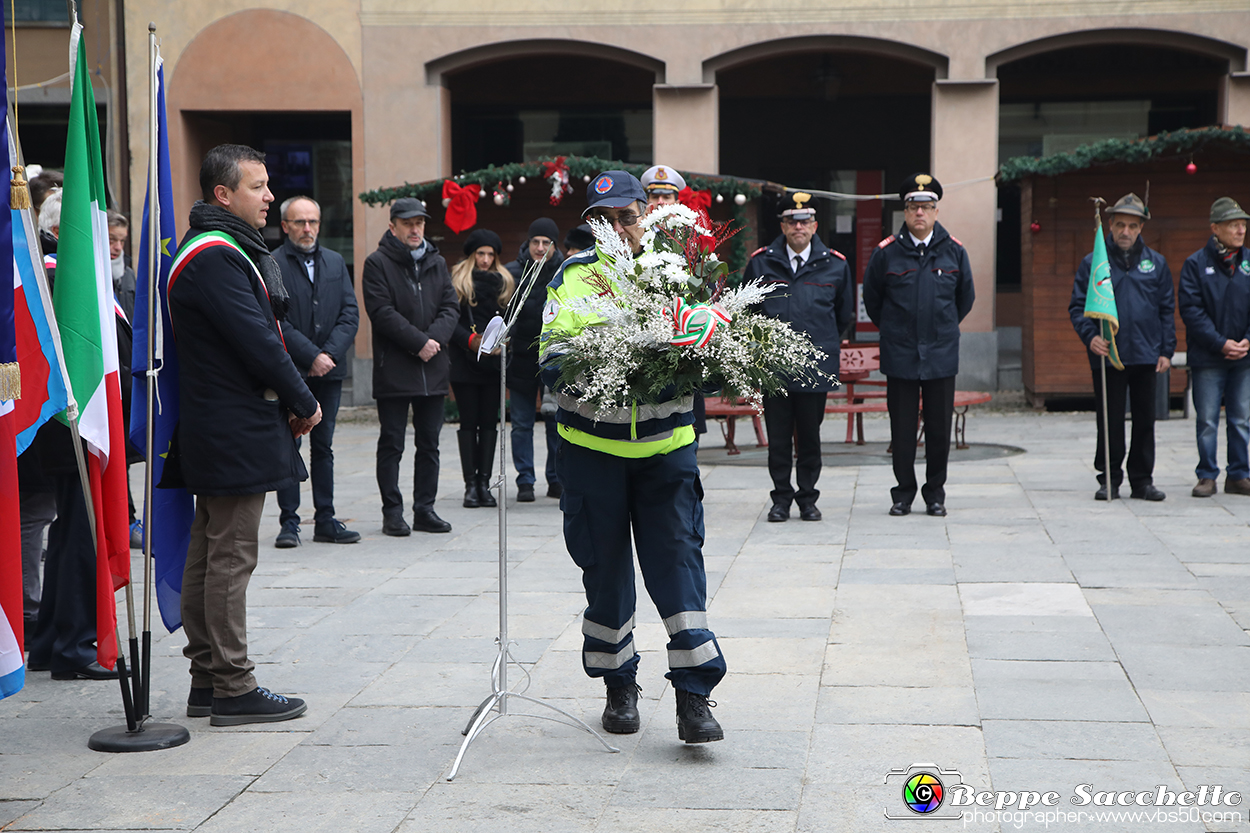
639, 203, 699, 231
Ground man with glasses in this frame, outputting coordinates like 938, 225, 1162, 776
273, 195, 360, 547
746, 192, 854, 522
864, 174, 975, 517
540, 171, 727, 745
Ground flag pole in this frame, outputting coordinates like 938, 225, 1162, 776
66, 412, 138, 730
87, 21, 188, 753
139, 21, 159, 721
1093, 198, 1114, 501
1100, 354, 1113, 500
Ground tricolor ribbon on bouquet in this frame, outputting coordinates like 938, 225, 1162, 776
667, 298, 731, 348
441, 179, 481, 234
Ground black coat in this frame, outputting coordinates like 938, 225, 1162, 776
863, 222, 976, 380
166, 229, 318, 496
744, 234, 855, 391
504, 244, 564, 389
1179, 236, 1250, 369
450, 269, 507, 386
275, 239, 360, 380
361, 231, 459, 399
1069, 236, 1175, 367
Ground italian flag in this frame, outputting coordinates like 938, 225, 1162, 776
54, 22, 130, 669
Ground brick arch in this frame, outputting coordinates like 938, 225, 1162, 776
170, 9, 360, 112
987, 28, 1246, 76
703, 35, 948, 83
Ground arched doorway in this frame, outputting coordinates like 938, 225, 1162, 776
169, 9, 365, 397
713, 40, 942, 311
992, 35, 1235, 355
433, 43, 661, 172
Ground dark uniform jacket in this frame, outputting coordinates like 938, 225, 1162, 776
863, 222, 975, 380
361, 230, 459, 399
1069, 236, 1176, 367
1179, 236, 1250, 369
167, 230, 318, 496
450, 269, 506, 386
745, 234, 855, 391
504, 244, 564, 390
276, 238, 359, 380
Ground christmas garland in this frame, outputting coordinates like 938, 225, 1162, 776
358, 155, 766, 274
998, 125, 1250, 183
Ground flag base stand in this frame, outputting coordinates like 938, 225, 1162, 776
88, 722, 189, 753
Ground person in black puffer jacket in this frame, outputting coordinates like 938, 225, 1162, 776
505, 217, 564, 502
362, 198, 460, 535
450, 229, 515, 508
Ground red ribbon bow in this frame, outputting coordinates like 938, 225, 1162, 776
442, 180, 481, 234
678, 187, 712, 213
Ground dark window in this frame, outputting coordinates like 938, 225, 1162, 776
13, 0, 70, 22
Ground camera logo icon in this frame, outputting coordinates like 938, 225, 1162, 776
884, 763, 964, 820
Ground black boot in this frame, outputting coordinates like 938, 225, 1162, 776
476, 428, 497, 507
675, 689, 723, 743
602, 682, 641, 734
458, 431, 479, 508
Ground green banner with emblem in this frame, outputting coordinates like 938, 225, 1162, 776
1084, 221, 1124, 371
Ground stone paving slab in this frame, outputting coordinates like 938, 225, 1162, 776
3, 412, 1250, 832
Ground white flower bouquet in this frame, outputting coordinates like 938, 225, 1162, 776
546, 204, 830, 417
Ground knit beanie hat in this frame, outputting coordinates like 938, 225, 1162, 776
564, 224, 596, 251
463, 228, 502, 256
528, 217, 560, 242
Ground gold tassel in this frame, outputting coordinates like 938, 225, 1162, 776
10, 166, 30, 210
0, 362, 20, 400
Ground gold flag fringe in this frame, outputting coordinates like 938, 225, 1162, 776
10, 166, 31, 209
0, 362, 20, 400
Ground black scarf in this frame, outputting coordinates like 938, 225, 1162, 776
188, 201, 288, 319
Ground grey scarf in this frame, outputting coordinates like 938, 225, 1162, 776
188, 200, 288, 319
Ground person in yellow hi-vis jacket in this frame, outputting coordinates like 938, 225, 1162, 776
538, 171, 726, 744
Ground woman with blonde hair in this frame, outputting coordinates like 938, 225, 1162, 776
450, 229, 515, 507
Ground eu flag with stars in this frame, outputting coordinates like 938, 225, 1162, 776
130, 55, 192, 632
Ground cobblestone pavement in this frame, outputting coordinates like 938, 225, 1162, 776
2, 407, 1248, 832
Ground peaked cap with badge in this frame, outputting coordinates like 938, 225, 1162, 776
641, 165, 686, 195
780, 191, 816, 221
901, 173, 942, 203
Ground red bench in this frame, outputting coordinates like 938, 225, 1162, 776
703, 344, 993, 454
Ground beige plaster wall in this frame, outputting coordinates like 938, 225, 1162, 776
653, 87, 719, 174
931, 81, 1000, 334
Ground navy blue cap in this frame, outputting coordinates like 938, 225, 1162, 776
583, 170, 647, 217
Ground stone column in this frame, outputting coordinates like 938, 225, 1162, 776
653, 84, 719, 173
1220, 72, 1250, 126
931, 79, 999, 391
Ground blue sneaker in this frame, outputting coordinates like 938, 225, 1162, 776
129, 520, 143, 550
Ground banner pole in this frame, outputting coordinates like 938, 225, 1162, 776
86, 21, 188, 753
1100, 354, 1114, 500
138, 21, 159, 719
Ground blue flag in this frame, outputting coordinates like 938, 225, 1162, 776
130, 55, 192, 632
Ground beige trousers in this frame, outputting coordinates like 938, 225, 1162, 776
182, 492, 265, 697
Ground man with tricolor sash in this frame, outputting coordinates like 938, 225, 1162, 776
1069, 193, 1175, 502
165, 144, 320, 725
